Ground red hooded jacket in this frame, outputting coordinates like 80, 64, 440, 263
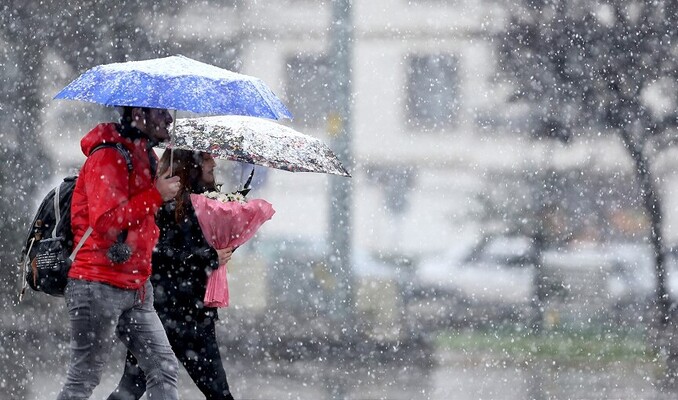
69, 123, 164, 289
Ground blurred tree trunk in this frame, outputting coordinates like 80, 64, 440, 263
619, 128, 670, 327
620, 127, 678, 382
530, 229, 547, 333
500, 1, 678, 367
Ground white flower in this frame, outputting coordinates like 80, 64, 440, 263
229, 192, 246, 203
202, 190, 247, 204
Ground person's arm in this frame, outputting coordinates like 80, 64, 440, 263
185, 246, 220, 271
186, 247, 233, 268
84, 149, 163, 239
186, 208, 221, 271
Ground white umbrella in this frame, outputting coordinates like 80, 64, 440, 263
161, 115, 350, 178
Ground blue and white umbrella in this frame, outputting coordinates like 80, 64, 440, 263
54, 55, 292, 120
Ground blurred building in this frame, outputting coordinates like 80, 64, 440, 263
39, 0, 678, 258
227, 0, 541, 255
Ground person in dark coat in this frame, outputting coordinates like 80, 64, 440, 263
108, 149, 235, 400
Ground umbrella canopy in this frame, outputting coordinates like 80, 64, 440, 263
54, 55, 292, 120
161, 115, 351, 177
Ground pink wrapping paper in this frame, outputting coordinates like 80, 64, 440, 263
191, 193, 275, 307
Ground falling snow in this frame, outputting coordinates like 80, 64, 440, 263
4, 1, 678, 399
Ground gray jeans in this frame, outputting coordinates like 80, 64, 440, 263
57, 279, 179, 400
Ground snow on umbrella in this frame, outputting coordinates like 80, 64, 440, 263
162, 115, 351, 177
53, 55, 292, 120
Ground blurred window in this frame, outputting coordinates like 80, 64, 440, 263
203, 0, 237, 6
285, 53, 332, 128
482, 236, 533, 265
469, 235, 534, 267
406, 54, 460, 130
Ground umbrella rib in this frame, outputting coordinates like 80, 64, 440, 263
252, 81, 288, 121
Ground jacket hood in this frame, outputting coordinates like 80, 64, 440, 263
80, 123, 124, 156
80, 123, 149, 156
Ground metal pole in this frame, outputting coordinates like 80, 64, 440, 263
328, 0, 355, 324
169, 110, 177, 176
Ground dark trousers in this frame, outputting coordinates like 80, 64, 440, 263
108, 314, 233, 400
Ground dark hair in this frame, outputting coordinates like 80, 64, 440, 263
159, 149, 217, 223
119, 106, 150, 126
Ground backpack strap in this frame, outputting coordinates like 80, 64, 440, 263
91, 143, 133, 173
69, 227, 93, 261
51, 183, 63, 239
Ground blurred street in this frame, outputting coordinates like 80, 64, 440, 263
28, 339, 673, 400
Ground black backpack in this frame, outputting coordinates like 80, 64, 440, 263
18, 143, 133, 299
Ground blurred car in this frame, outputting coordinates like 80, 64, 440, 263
413, 233, 539, 327
414, 235, 678, 329
592, 242, 678, 324
545, 242, 678, 324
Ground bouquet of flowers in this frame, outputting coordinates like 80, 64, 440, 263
191, 189, 275, 307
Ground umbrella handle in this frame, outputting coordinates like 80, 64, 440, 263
243, 167, 254, 190
169, 110, 177, 176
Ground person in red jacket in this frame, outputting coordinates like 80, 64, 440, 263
57, 107, 182, 400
